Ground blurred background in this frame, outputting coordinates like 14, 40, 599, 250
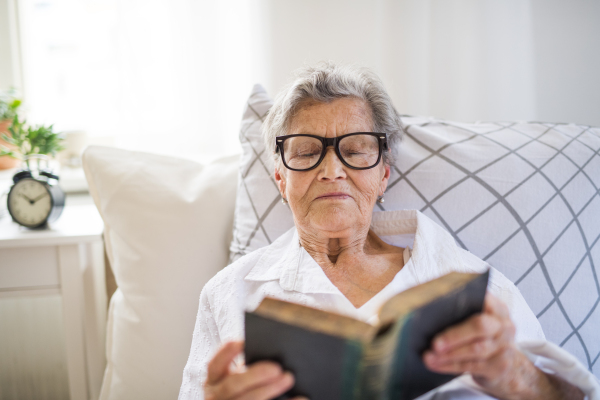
1, 0, 599, 162
0, 1, 599, 399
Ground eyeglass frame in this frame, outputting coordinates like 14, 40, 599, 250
275, 132, 389, 171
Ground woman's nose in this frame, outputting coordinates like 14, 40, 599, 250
318, 147, 346, 180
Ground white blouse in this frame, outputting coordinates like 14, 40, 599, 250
179, 210, 599, 400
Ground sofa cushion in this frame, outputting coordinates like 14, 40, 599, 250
229, 85, 600, 378
82, 146, 239, 400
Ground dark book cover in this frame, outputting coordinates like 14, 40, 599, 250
245, 313, 364, 399
244, 270, 489, 400
383, 270, 489, 399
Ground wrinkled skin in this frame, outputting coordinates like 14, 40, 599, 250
204, 98, 583, 400
424, 294, 584, 400
204, 341, 307, 400
275, 98, 405, 308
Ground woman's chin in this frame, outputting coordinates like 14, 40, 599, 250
305, 206, 364, 235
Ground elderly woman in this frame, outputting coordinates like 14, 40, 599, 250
179, 63, 591, 400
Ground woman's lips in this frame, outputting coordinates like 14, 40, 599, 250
316, 192, 351, 200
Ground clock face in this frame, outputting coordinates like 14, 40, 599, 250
8, 178, 52, 227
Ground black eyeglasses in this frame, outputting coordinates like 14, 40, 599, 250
275, 132, 388, 171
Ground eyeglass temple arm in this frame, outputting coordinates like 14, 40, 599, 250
275, 134, 389, 151
380, 135, 389, 150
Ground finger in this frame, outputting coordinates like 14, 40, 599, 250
424, 357, 492, 375
426, 344, 524, 383
484, 293, 516, 342
213, 361, 285, 399
484, 293, 510, 319
424, 337, 500, 366
235, 371, 295, 400
425, 348, 509, 376
432, 314, 502, 353
499, 318, 516, 345
206, 341, 244, 385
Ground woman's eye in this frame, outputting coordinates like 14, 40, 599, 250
296, 151, 319, 158
290, 145, 321, 158
343, 148, 365, 156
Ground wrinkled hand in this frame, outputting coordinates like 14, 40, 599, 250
204, 341, 306, 400
423, 293, 543, 399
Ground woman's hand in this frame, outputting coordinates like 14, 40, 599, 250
423, 293, 584, 400
204, 341, 305, 400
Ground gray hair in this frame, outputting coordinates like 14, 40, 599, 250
263, 61, 404, 167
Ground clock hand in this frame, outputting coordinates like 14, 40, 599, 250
19, 193, 35, 203
32, 192, 49, 203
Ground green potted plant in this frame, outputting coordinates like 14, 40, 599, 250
0, 91, 22, 169
0, 115, 65, 170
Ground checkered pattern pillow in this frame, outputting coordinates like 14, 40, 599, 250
229, 85, 600, 377
229, 85, 294, 259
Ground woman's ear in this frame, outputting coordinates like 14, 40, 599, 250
379, 164, 391, 196
274, 165, 286, 198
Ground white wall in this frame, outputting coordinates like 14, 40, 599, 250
260, 0, 600, 126
531, 0, 600, 126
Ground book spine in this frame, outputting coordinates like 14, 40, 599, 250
341, 340, 365, 400
385, 314, 416, 400
359, 316, 410, 400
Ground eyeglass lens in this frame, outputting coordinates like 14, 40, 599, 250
282, 134, 380, 170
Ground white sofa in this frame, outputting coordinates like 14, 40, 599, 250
82, 85, 600, 400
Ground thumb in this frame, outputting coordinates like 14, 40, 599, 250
206, 341, 244, 385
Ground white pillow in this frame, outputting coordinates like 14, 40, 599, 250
82, 146, 239, 400
229, 85, 600, 378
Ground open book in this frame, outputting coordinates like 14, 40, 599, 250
244, 270, 489, 400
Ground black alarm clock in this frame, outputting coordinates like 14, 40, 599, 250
7, 169, 65, 228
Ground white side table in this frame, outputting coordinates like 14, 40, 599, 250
0, 203, 106, 400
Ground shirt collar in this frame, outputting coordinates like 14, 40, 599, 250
244, 228, 340, 294
371, 209, 471, 284
243, 209, 469, 293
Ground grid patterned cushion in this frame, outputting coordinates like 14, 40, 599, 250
229, 85, 294, 259
229, 85, 600, 378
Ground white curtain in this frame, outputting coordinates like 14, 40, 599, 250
19, 0, 269, 161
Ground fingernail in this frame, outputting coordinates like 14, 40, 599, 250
283, 371, 294, 383
263, 363, 282, 377
435, 338, 445, 351
424, 352, 436, 365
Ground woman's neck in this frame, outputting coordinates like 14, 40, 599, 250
297, 224, 372, 265
299, 227, 405, 308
